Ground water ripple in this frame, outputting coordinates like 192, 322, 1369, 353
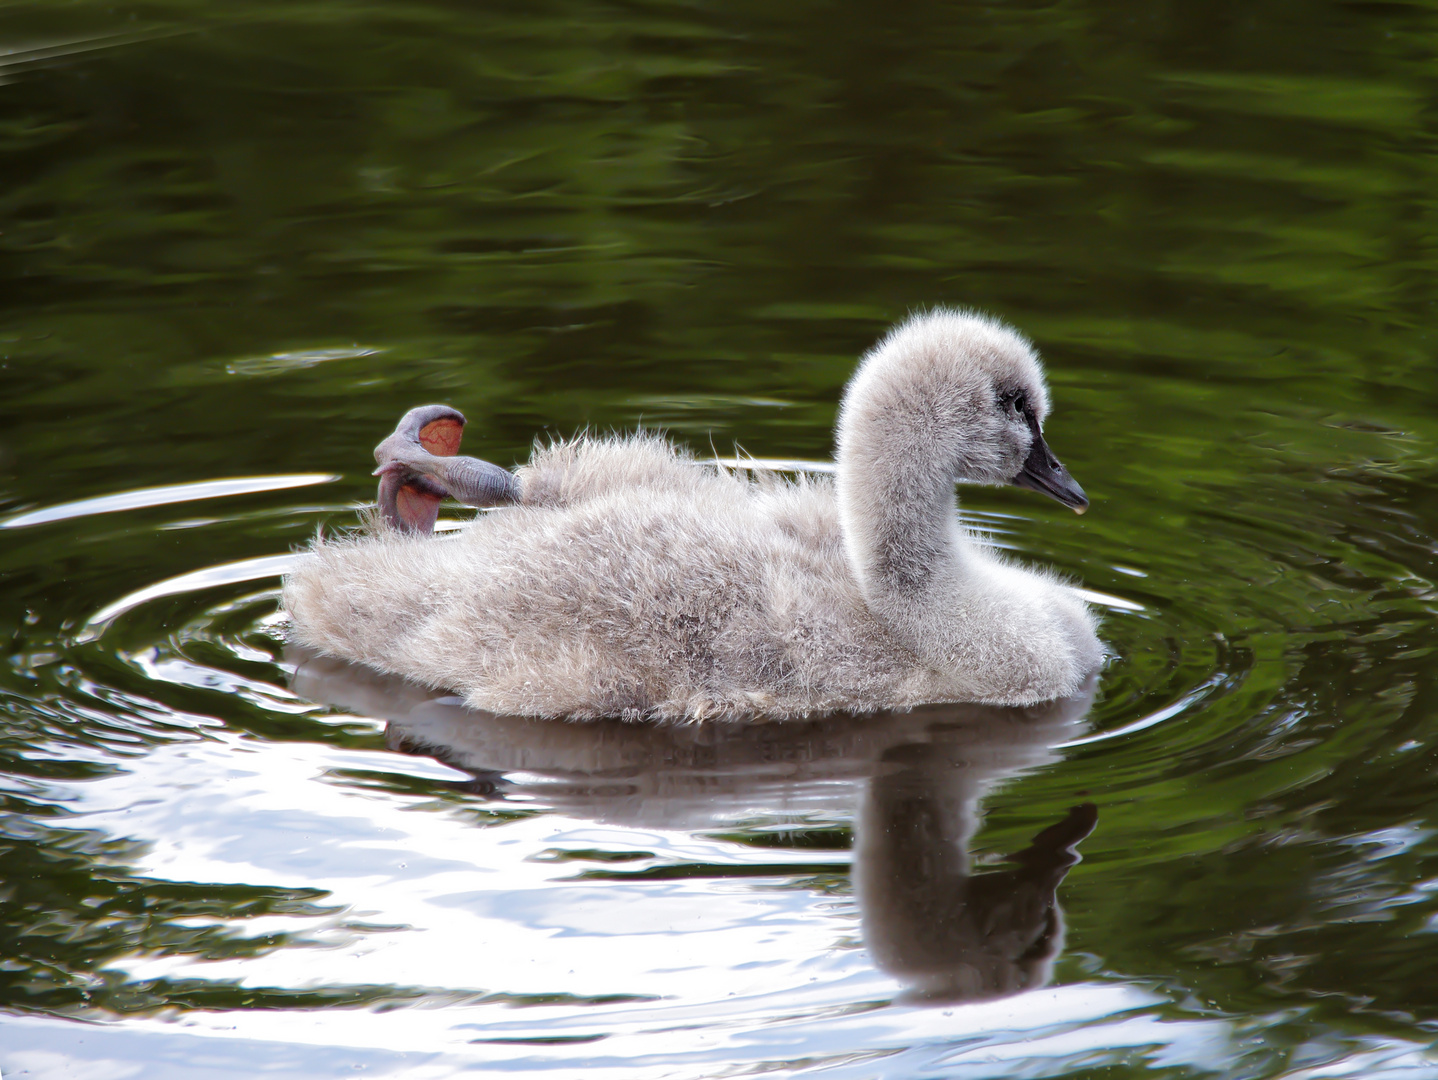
2, 475, 336, 529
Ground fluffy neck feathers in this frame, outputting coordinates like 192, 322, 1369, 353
836, 310, 1040, 603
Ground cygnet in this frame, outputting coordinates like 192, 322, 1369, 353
283, 308, 1104, 720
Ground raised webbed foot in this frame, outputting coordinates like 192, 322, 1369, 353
373, 405, 520, 534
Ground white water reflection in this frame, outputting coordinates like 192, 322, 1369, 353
1056, 684, 1214, 749
76, 553, 306, 641
1, 474, 336, 529
226, 345, 383, 376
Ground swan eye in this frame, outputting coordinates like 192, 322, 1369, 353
1003, 391, 1027, 415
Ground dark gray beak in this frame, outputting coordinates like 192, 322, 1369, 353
1011, 430, 1088, 514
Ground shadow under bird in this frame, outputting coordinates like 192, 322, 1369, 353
283, 308, 1103, 720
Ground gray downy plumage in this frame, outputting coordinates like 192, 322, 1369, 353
282, 308, 1104, 720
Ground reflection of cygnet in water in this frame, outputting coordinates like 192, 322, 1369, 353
288, 648, 1097, 1002
858, 735, 1095, 1003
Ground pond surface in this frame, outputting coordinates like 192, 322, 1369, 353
4, 1, 1438, 1077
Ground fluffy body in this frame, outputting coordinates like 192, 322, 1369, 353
283, 309, 1103, 720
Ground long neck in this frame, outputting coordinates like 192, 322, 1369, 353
837, 444, 968, 599
835, 377, 972, 605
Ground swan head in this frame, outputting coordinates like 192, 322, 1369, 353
837, 308, 1086, 513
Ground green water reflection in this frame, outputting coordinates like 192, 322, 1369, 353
3, 0, 1438, 1076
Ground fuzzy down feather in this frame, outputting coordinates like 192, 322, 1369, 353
284, 309, 1103, 720
285, 435, 1096, 721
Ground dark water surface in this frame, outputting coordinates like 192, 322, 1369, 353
4, 1, 1438, 1076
